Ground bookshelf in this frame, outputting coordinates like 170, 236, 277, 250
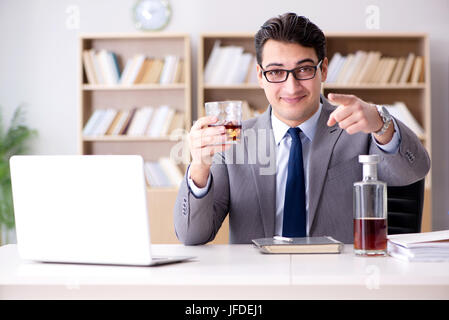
198, 32, 433, 242
78, 33, 218, 244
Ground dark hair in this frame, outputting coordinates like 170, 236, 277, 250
255, 13, 326, 66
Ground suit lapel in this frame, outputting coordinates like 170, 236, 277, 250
307, 97, 342, 231
247, 106, 277, 237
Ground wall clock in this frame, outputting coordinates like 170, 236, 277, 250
133, 0, 171, 31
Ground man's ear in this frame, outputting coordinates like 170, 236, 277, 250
256, 63, 264, 88
320, 57, 329, 82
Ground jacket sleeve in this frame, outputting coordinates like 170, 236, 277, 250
173, 152, 230, 245
370, 117, 431, 186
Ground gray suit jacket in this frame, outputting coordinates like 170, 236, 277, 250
174, 96, 430, 244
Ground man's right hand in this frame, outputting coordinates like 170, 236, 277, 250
188, 116, 230, 188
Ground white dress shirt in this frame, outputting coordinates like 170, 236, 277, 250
188, 104, 401, 236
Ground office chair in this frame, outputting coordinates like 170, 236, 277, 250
387, 178, 425, 235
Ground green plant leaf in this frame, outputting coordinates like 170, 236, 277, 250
0, 104, 37, 231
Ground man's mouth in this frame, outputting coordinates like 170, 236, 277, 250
282, 95, 306, 104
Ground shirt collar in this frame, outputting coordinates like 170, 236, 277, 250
271, 102, 323, 145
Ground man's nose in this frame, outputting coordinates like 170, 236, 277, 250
283, 72, 304, 93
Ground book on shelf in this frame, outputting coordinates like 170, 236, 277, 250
96, 50, 120, 85
373, 57, 390, 83
389, 56, 406, 84
83, 106, 183, 138
125, 54, 146, 85
387, 230, 449, 262
133, 58, 152, 84
110, 110, 130, 135
224, 52, 253, 84
174, 59, 184, 83
410, 56, 424, 84
82, 109, 104, 136
146, 105, 171, 137
203, 40, 256, 85
140, 58, 164, 84
82, 50, 98, 84
88, 49, 104, 84
144, 158, 184, 188
245, 57, 258, 84
159, 107, 176, 136
126, 106, 154, 136
326, 51, 423, 85
158, 157, 184, 187
252, 236, 343, 254
335, 53, 354, 84
109, 51, 121, 84
167, 111, 185, 134
343, 50, 367, 84
95, 109, 118, 136
399, 52, 415, 84
204, 40, 222, 83
379, 58, 397, 84
119, 108, 137, 135
326, 52, 342, 83
105, 110, 124, 135
83, 109, 117, 136
144, 162, 172, 187
82, 50, 183, 85
384, 101, 425, 139
212, 46, 243, 84
363, 51, 382, 83
159, 55, 179, 84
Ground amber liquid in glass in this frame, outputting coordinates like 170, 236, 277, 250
353, 217, 387, 256
209, 122, 242, 143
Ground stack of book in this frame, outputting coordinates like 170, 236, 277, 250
204, 40, 258, 85
83, 49, 184, 85
144, 157, 184, 188
83, 106, 184, 137
326, 51, 424, 84
388, 230, 449, 262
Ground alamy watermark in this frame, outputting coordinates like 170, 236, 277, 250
168, 127, 277, 176
365, 5, 380, 30
65, 5, 80, 30
365, 264, 381, 290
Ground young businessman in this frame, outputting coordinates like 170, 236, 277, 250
174, 12, 430, 244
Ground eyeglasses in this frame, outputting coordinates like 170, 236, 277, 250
260, 60, 323, 83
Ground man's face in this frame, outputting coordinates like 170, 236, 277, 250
257, 40, 328, 127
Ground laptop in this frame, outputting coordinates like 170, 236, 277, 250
9, 155, 194, 266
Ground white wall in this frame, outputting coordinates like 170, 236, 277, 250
0, 0, 448, 229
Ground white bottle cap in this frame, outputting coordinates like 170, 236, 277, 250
359, 155, 380, 180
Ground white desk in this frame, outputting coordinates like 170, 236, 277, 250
1, 244, 448, 299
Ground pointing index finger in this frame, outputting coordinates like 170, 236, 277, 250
327, 93, 356, 106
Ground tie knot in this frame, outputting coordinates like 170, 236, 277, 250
287, 127, 301, 142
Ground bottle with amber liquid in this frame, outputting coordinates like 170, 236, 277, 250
353, 155, 387, 256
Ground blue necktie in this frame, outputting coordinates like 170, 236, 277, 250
282, 127, 307, 237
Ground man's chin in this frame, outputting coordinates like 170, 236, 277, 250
273, 104, 318, 125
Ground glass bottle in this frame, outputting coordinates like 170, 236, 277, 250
353, 155, 387, 256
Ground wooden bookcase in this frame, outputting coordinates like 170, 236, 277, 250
78, 33, 195, 244
198, 32, 433, 242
